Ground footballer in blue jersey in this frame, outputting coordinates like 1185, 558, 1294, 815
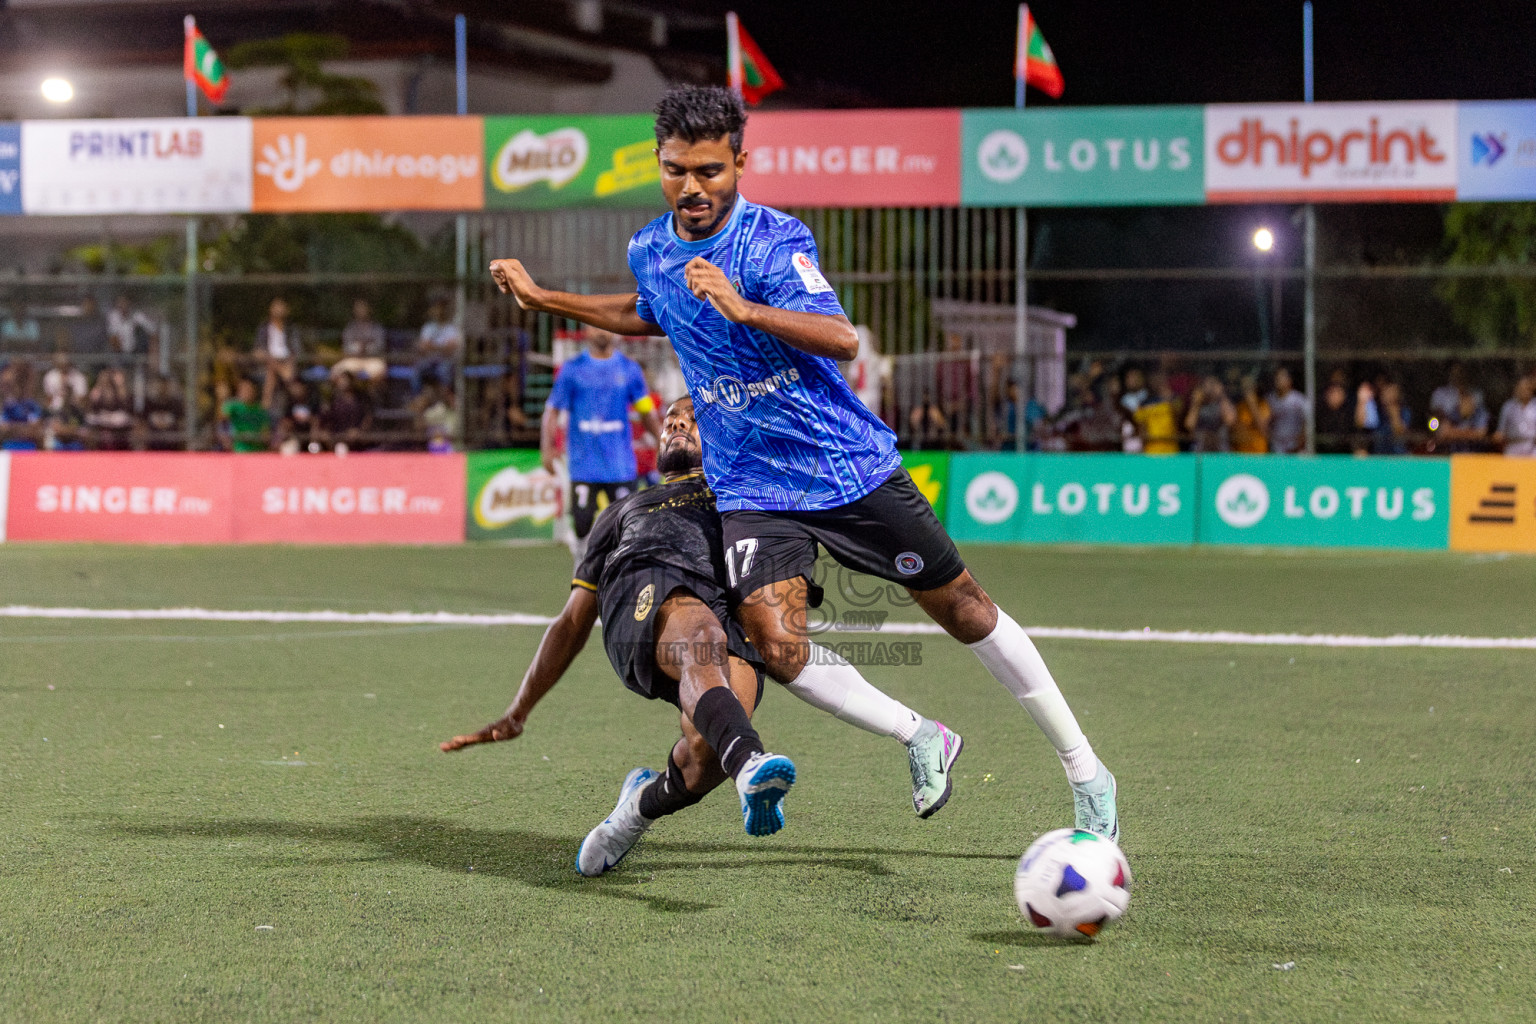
541, 327, 661, 542
489, 86, 1120, 840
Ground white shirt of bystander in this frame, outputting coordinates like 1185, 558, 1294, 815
1497, 395, 1536, 456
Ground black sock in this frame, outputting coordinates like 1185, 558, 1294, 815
637, 753, 708, 820
690, 686, 764, 780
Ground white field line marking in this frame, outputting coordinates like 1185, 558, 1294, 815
1, 605, 1534, 649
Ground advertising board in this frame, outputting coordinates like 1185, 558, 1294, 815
1448, 454, 1536, 553
5, 453, 235, 543
1456, 101, 1536, 201
1204, 102, 1457, 202
947, 453, 1198, 544
231, 455, 464, 544
1198, 455, 1449, 549
484, 115, 659, 209
963, 107, 1204, 206
252, 117, 483, 212
900, 451, 950, 523
0, 124, 19, 215
466, 450, 562, 541
21, 118, 252, 214
745, 110, 961, 207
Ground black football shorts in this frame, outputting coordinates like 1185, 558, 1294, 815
597, 563, 765, 708
572, 479, 636, 540
719, 469, 967, 603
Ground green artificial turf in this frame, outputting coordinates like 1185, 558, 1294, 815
1, 544, 1533, 1023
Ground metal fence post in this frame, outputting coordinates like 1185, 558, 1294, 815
183, 218, 198, 450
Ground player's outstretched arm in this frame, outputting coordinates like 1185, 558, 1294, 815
489, 258, 659, 337
440, 587, 600, 752
683, 257, 858, 360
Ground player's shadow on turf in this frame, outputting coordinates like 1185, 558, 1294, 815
968, 929, 1090, 950
112, 815, 1013, 915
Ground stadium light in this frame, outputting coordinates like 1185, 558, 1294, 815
41, 77, 74, 103
1252, 227, 1276, 253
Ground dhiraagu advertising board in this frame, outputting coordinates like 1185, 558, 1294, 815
947, 453, 1197, 544
484, 115, 659, 209
962, 106, 1205, 206
1198, 455, 1449, 549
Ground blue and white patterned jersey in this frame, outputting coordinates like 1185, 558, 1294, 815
628, 196, 900, 511
545, 350, 649, 483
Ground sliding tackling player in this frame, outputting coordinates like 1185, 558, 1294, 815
443, 398, 796, 876
488, 86, 1118, 840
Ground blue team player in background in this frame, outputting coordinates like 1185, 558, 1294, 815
491, 85, 1118, 840
541, 325, 662, 558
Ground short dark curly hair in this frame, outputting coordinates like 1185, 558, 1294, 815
653, 85, 747, 153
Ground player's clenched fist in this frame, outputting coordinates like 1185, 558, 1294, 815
489, 258, 543, 310
440, 711, 526, 752
684, 256, 751, 323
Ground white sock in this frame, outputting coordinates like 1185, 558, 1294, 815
782, 645, 923, 744
968, 608, 1098, 783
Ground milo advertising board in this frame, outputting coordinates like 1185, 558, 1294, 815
483, 115, 660, 209
901, 451, 950, 523
466, 450, 562, 540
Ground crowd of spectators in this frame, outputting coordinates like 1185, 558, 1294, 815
1016, 359, 1536, 457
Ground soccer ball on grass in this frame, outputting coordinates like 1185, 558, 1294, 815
1013, 828, 1132, 940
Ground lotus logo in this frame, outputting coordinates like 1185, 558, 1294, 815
965, 471, 1019, 525
1214, 473, 1270, 528
492, 128, 589, 192
978, 130, 1029, 183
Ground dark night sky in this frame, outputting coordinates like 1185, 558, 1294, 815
710, 0, 1536, 108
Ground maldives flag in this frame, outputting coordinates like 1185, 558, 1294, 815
1015, 5, 1064, 99
726, 12, 784, 105
184, 16, 230, 104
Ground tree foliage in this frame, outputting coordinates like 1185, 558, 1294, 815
224, 33, 386, 116
1439, 202, 1536, 348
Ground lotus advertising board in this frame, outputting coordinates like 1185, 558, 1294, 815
484, 115, 659, 209
1204, 102, 1458, 203
21, 118, 253, 214
1456, 101, 1536, 201
962, 107, 1205, 206
1198, 455, 1449, 549
947, 453, 1198, 545
466, 450, 562, 541
0, 124, 19, 215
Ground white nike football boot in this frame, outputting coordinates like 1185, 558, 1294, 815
574, 767, 658, 877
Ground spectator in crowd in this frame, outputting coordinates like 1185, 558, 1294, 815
271, 377, 316, 455
1429, 362, 1483, 425
334, 298, 388, 384
1, 303, 41, 352
1134, 373, 1181, 454
43, 352, 88, 412
1433, 384, 1490, 453
996, 379, 1047, 451
841, 325, 888, 419
413, 381, 458, 453
256, 298, 301, 408
70, 296, 113, 360
1361, 379, 1411, 455
482, 367, 530, 443
317, 370, 372, 452
1119, 367, 1149, 414
1315, 371, 1358, 454
935, 332, 976, 442
44, 384, 87, 450
85, 366, 134, 450
220, 377, 271, 453
107, 294, 156, 358
1184, 375, 1235, 452
1, 362, 45, 449
141, 375, 183, 451
414, 299, 462, 393
1266, 368, 1309, 454
1494, 373, 1536, 457
1230, 374, 1271, 453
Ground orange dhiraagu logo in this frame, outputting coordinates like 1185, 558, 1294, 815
252, 117, 483, 212
1449, 455, 1536, 553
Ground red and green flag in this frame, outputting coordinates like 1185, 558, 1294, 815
184, 16, 230, 104
1015, 5, 1064, 99
726, 12, 784, 106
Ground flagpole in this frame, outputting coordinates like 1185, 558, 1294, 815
184, 15, 198, 117
182, 15, 199, 448
725, 11, 743, 96
1013, 4, 1028, 453
1302, 1, 1317, 454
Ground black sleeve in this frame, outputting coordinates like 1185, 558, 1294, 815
572, 493, 630, 591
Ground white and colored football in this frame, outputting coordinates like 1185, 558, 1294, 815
1013, 828, 1132, 940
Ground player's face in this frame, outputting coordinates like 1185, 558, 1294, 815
656, 134, 747, 241
657, 398, 703, 474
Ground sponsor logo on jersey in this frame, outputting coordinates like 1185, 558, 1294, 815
634, 583, 655, 621
791, 252, 833, 294
698, 368, 802, 412
894, 551, 925, 576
